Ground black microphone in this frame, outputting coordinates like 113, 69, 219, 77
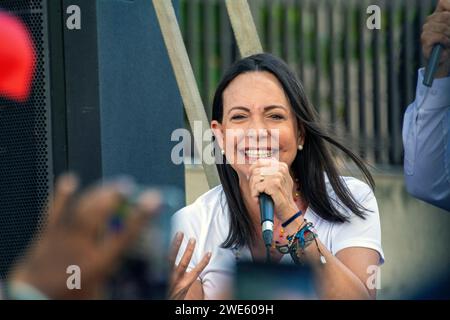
259, 193, 274, 262
423, 44, 443, 87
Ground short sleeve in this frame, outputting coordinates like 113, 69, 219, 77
331, 186, 385, 265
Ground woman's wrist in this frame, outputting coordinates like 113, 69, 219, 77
277, 200, 299, 221
282, 215, 304, 238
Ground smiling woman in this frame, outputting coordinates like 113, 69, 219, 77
171, 53, 384, 300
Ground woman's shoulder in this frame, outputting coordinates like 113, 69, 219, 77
323, 176, 384, 263
326, 175, 374, 202
342, 176, 373, 195
314, 175, 377, 221
171, 184, 226, 224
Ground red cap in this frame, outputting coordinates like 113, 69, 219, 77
0, 12, 36, 102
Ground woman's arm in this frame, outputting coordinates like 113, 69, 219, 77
335, 247, 380, 299
403, 0, 450, 211
307, 238, 379, 299
247, 160, 383, 299
283, 217, 380, 299
403, 77, 450, 211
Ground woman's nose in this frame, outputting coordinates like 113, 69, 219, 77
246, 127, 269, 147
246, 115, 268, 131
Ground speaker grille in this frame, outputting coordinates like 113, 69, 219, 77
0, 0, 51, 278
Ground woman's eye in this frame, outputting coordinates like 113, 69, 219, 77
269, 114, 285, 120
230, 114, 246, 120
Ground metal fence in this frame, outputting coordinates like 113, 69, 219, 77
178, 0, 438, 166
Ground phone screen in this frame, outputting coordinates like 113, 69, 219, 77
107, 186, 184, 299
235, 260, 317, 300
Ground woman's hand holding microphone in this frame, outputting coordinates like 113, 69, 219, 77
248, 158, 305, 239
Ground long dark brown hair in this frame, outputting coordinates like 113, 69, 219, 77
212, 53, 374, 249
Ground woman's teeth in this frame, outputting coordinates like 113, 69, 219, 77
244, 150, 273, 158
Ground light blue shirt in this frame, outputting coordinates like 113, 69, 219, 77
403, 68, 450, 211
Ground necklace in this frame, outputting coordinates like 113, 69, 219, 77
232, 246, 241, 261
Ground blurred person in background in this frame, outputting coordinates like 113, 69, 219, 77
0, 174, 161, 299
0, 174, 209, 300
403, 0, 450, 211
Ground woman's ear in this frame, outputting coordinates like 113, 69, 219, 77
211, 120, 224, 150
298, 134, 305, 147
297, 122, 306, 147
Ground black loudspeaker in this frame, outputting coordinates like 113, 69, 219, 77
0, 0, 184, 278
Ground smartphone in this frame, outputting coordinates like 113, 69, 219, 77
234, 260, 317, 300
106, 185, 184, 300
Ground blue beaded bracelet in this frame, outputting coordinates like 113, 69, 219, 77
281, 210, 302, 228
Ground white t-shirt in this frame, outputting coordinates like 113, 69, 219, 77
172, 176, 384, 300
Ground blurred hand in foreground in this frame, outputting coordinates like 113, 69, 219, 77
9, 174, 161, 299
